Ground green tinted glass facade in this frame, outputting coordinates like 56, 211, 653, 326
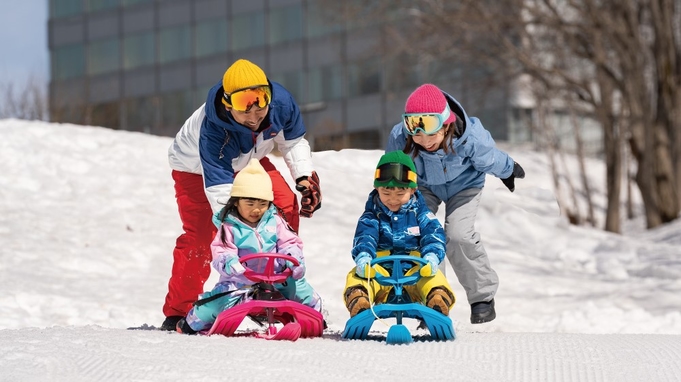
231, 13, 265, 51
52, 44, 86, 80
88, 38, 120, 75
159, 26, 192, 64
49, 0, 508, 150
196, 19, 229, 57
50, 0, 83, 18
123, 32, 155, 69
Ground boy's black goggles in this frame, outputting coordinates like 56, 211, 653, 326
374, 163, 417, 184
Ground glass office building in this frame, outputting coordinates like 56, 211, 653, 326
48, 0, 528, 150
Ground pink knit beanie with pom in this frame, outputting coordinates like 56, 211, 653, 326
404, 84, 456, 125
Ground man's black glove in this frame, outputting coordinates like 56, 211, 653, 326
501, 162, 525, 192
295, 171, 321, 218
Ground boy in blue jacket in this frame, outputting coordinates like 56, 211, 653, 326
343, 151, 455, 318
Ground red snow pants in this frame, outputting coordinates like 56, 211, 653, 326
163, 157, 300, 317
261, 157, 300, 232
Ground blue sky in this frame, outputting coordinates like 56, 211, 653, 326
0, 1, 49, 87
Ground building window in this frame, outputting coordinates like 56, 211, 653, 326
231, 12, 265, 51
348, 130, 380, 149
428, 59, 459, 84
314, 130, 380, 151
123, 0, 151, 6
195, 85, 213, 106
51, 0, 83, 18
52, 44, 85, 80
91, 101, 121, 129
308, 65, 343, 103
88, 38, 120, 75
123, 32, 155, 69
348, 59, 381, 96
270, 71, 304, 104
195, 19, 229, 57
125, 95, 156, 133
385, 53, 419, 92
87, 0, 120, 13
51, 104, 87, 125
269, 5, 302, 45
159, 25, 192, 64
161, 90, 195, 132
306, 2, 342, 38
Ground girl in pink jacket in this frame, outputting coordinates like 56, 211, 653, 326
175, 159, 322, 334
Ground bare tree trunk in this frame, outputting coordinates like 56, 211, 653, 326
537, 105, 571, 221
603, 127, 622, 233
626, 1, 680, 228
673, 79, 681, 211
623, 138, 634, 219
651, 123, 678, 222
557, 138, 584, 225
534, 97, 584, 224
586, 12, 622, 233
650, 0, 681, 218
674, 92, 681, 212
568, 104, 596, 226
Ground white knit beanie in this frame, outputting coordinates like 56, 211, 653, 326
231, 159, 274, 201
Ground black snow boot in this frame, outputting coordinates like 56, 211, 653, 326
470, 299, 496, 324
175, 318, 197, 335
160, 315, 183, 331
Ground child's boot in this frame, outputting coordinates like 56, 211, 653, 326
426, 287, 453, 316
344, 287, 370, 317
175, 318, 197, 335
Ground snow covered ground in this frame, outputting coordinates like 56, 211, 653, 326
1, 119, 680, 381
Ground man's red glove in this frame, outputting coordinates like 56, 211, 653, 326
295, 171, 321, 218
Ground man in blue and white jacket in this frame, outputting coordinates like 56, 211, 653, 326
162, 59, 322, 330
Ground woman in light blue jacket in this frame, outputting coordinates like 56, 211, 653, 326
386, 84, 525, 324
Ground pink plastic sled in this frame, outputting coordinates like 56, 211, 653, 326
206, 253, 325, 341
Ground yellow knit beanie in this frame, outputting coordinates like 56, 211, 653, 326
222, 59, 268, 107
231, 159, 274, 202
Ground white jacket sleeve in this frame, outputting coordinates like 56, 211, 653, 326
274, 134, 314, 181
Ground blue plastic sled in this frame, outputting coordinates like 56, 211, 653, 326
342, 255, 455, 344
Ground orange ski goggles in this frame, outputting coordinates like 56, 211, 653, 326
223, 85, 271, 111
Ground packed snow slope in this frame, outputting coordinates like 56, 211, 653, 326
1, 119, 680, 381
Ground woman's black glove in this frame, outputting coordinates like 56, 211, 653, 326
501, 162, 525, 192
